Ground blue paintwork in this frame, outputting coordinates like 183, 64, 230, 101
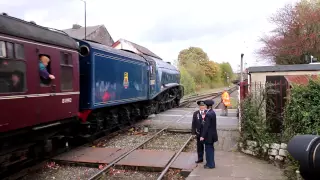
78, 40, 149, 110
77, 40, 182, 111
146, 56, 180, 99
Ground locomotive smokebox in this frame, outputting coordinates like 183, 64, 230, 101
288, 135, 320, 179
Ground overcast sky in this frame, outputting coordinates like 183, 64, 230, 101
0, 0, 298, 72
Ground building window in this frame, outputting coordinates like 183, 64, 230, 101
0, 41, 26, 93
60, 52, 73, 90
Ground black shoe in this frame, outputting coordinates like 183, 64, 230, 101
204, 165, 215, 169
195, 159, 203, 163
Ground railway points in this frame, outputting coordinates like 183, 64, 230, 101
5, 86, 286, 180
7, 87, 231, 180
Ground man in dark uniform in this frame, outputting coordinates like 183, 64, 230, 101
200, 99, 218, 169
192, 100, 207, 163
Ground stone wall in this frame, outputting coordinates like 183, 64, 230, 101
239, 140, 288, 165
215, 129, 239, 151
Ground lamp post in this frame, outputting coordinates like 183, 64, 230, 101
240, 53, 244, 82
80, 0, 87, 40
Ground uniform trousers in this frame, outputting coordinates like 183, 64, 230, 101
205, 143, 215, 168
196, 136, 204, 160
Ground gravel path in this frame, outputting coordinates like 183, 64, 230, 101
142, 132, 191, 151
184, 138, 197, 152
21, 162, 100, 180
105, 167, 160, 180
163, 169, 185, 180
94, 127, 157, 149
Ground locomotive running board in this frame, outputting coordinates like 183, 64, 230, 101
32, 122, 61, 131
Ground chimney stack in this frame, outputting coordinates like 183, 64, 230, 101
72, 24, 82, 29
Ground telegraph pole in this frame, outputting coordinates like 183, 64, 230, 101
238, 53, 244, 132
240, 53, 244, 82
80, 0, 87, 39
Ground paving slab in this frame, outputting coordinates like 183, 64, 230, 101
52, 147, 129, 164
186, 151, 285, 180
116, 149, 175, 168
170, 152, 197, 170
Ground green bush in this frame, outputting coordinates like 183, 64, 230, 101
179, 66, 196, 95
282, 79, 320, 179
283, 79, 320, 141
240, 89, 278, 146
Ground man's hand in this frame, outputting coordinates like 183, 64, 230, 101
200, 137, 204, 141
49, 74, 55, 79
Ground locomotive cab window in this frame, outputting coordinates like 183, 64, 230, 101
0, 41, 26, 93
39, 54, 53, 86
60, 52, 73, 90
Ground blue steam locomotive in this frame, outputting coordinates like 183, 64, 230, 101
77, 39, 184, 135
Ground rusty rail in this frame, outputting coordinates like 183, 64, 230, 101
157, 135, 193, 180
179, 86, 238, 107
87, 127, 166, 180
88, 86, 238, 180
88, 111, 192, 180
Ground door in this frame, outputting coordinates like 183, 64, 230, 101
148, 60, 156, 98
265, 76, 287, 133
36, 46, 60, 125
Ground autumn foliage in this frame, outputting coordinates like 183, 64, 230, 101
258, 0, 320, 64
177, 47, 234, 94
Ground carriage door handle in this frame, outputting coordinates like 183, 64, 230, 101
51, 84, 56, 93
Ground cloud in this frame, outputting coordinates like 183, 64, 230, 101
0, 0, 299, 71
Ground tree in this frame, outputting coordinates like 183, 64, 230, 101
177, 47, 234, 93
219, 62, 234, 85
178, 47, 210, 67
179, 66, 196, 94
257, 0, 320, 64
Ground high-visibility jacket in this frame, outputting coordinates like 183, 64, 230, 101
221, 91, 231, 107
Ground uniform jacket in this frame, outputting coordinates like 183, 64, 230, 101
192, 110, 207, 136
201, 109, 218, 143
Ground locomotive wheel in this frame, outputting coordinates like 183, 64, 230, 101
155, 102, 160, 114
90, 112, 104, 133
175, 99, 180, 107
171, 101, 176, 108
160, 103, 166, 112
167, 102, 172, 109
119, 107, 130, 125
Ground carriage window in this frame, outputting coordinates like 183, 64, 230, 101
0, 41, 6, 58
14, 44, 24, 59
60, 52, 73, 90
39, 54, 52, 86
0, 59, 26, 93
6, 42, 14, 59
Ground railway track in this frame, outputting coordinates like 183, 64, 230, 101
180, 86, 238, 108
88, 111, 193, 180
5, 86, 237, 180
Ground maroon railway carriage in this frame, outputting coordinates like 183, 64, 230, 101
0, 13, 79, 170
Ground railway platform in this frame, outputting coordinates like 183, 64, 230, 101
186, 151, 284, 180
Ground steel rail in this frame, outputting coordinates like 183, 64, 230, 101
88, 111, 193, 180
157, 135, 193, 180
157, 86, 238, 179
89, 86, 238, 180
88, 127, 166, 180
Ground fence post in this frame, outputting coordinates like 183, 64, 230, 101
238, 82, 242, 132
